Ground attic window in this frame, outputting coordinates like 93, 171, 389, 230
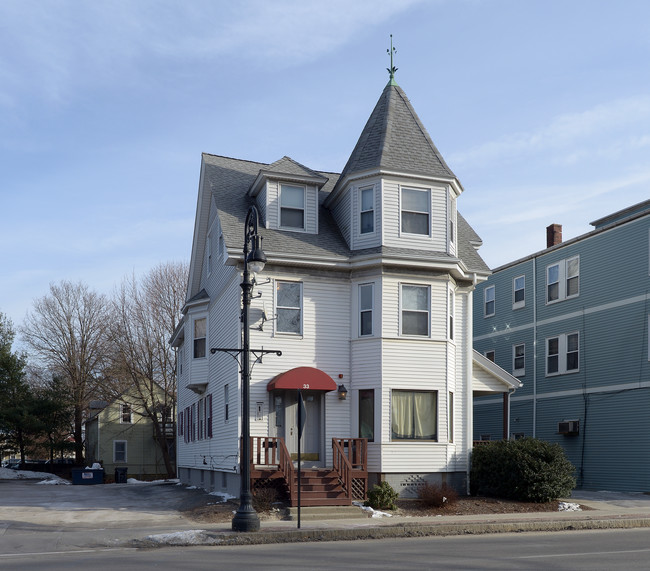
280, 184, 305, 230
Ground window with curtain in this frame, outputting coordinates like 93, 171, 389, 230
391, 390, 437, 440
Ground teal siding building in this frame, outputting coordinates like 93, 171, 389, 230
473, 200, 650, 491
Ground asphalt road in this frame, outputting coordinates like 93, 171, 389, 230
4, 528, 650, 570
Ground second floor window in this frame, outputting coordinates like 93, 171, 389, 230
120, 404, 132, 424
193, 317, 206, 358
276, 281, 302, 334
359, 283, 374, 336
546, 332, 579, 375
401, 188, 430, 235
401, 284, 430, 336
513, 344, 525, 376
280, 184, 305, 230
360, 187, 374, 234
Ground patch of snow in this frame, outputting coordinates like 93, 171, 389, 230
208, 491, 236, 502
352, 500, 393, 518
0, 467, 69, 482
36, 476, 70, 485
144, 530, 209, 545
558, 502, 582, 512
126, 478, 178, 485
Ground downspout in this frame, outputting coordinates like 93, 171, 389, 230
532, 257, 537, 438
466, 289, 474, 496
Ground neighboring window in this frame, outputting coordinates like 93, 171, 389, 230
400, 284, 430, 336
280, 184, 305, 229
401, 188, 430, 235
178, 347, 184, 376
485, 350, 495, 362
359, 283, 374, 336
484, 285, 495, 317
546, 332, 580, 375
113, 440, 127, 463
120, 404, 132, 424
358, 389, 374, 442
448, 392, 454, 443
391, 390, 437, 440
224, 384, 229, 422
276, 281, 302, 334
547, 256, 580, 303
513, 275, 525, 309
513, 344, 525, 376
480, 434, 491, 441
198, 398, 204, 440
193, 317, 206, 358
206, 394, 213, 437
359, 187, 374, 234
448, 288, 455, 340
178, 411, 184, 437
191, 403, 196, 441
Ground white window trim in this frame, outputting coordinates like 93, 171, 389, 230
359, 282, 374, 337
400, 186, 431, 237
513, 343, 525, 377
120, 404, 132, 424
546, 332, 580, 376
399, 283, 431, 337
193, 316, 207, 359
275, 280, 303, 335
448, 285, 455, 341
279, 183, 306, 231
113, 440, 127, 463
359, 186, 375, 236
546, 256, 580, 304
484, 285, 495, 317
513, 275, 525, 310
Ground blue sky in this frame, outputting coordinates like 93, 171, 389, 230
2, 0, 649, 330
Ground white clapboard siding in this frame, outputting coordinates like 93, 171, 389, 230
351, 180, 381, 250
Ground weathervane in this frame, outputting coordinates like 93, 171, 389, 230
387, 34, 398, 85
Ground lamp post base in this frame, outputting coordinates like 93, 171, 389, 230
232, 503, 260, 532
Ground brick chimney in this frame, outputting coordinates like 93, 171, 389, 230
546, 224, 562, 248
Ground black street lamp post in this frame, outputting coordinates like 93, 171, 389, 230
232, 205, 266, 532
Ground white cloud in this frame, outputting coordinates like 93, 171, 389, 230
451, 96, 650, 168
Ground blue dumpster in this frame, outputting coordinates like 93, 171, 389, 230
71, 468, 104, 485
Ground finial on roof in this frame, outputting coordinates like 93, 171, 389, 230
386, 34, 398, 86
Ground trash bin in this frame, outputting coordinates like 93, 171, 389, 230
114, 467, 128, 484
71, 468, 104, 485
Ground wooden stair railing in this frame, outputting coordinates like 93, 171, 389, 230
332, 438, 368, 501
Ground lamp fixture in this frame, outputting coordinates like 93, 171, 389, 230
337, 384, 348, 400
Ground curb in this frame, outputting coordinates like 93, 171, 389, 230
130, 516, 650, 548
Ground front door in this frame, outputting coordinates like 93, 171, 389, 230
275, 390, 323, 467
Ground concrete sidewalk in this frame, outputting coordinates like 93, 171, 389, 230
3, 479, 650, 552
130, 491, 650, 548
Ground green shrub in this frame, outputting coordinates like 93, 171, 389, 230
418, 482, 458, 508
365, 481, 399, 510
470, 437, 576, 502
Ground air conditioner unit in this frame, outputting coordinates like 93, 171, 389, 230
558, 420, 579, 435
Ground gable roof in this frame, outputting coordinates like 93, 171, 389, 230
331, 83, 459, 197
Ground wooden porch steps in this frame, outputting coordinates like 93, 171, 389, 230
283, 505, 368, 521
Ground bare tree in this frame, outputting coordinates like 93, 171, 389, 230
21, 281, 111, 463
107, 261, 188, 477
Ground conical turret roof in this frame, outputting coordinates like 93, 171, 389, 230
333, 83, 458, 195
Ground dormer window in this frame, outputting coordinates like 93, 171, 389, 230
401, 187, 430, 235
280, 184, 305, 230
360, 187, 375, 234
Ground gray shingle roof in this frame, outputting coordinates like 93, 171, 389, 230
201, 153, 489, 275
335, 84, 457, 191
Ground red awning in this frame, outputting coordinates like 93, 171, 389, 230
267, 367, 337, 392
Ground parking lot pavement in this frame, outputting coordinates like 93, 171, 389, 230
0, 479, 216, 553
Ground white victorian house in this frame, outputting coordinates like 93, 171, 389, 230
171, 75, 520, 505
